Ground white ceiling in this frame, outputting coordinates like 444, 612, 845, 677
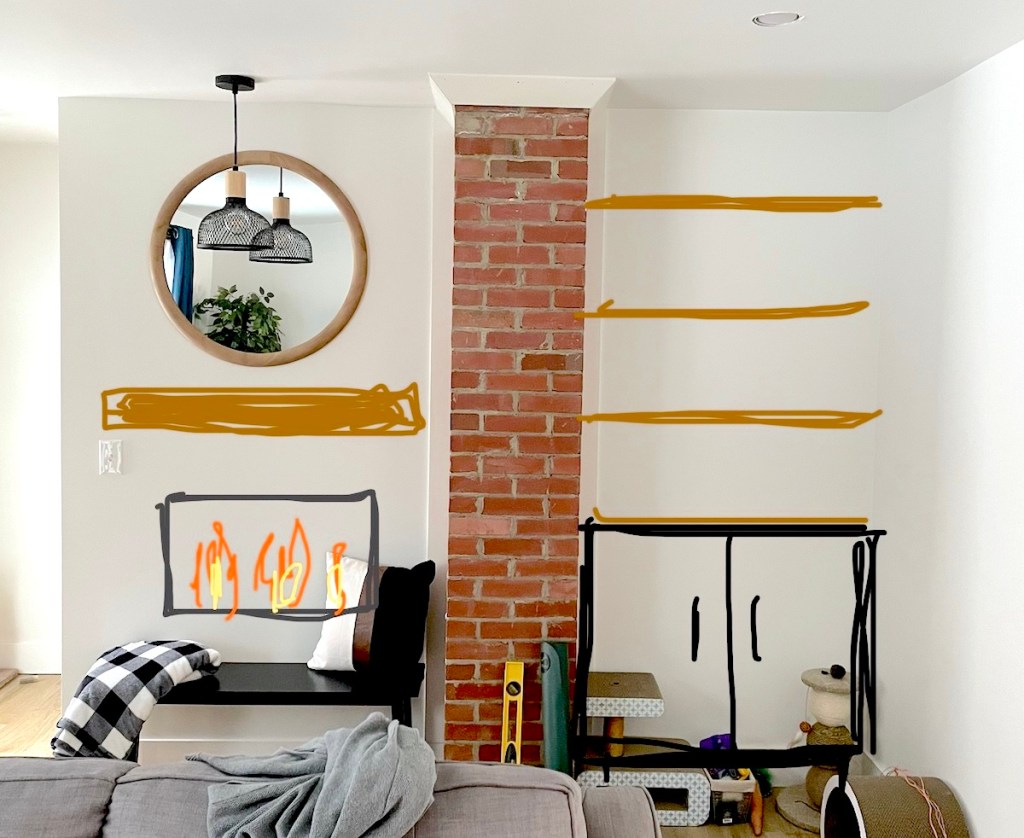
3, 0, 1024, 141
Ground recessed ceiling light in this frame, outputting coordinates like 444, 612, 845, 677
753, 11, 804, 26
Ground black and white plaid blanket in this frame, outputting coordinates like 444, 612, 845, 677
52, 640, 221, 759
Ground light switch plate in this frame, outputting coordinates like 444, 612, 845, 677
99, 439, 122, 475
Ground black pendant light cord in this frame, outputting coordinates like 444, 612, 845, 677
232, 87, 239, 171
279, 166, 284, 197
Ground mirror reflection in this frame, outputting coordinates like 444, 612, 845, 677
164, 165, 355, 354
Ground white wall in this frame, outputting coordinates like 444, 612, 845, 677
592, 110, 887, 756
59, 99, 433, 757
874, 39, 1024, 836
0, 141, 61, 673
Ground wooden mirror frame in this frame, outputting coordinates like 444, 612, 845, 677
150, 150, 368, 366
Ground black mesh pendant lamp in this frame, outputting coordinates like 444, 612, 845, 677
197, 75, 271, 251
250, 168, 314, 264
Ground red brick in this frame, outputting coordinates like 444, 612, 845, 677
478, 744, 502, 762
486, 288, 551, 308
482, 497, 545, 516
451, 393, 514, 412
521, 353, 567, 371
455, 223, 517, 243
449, 412, 480, 431
447, 619, 477, 638
483, 538, 544, 557
525, 181, 588, 202
445, 724, 503, 742
523, 267, 584, 287
453, 266, 518, 286
445, 700, 476, 721
485, 331, 549, 350
519, 394, 582, 414
555, 203, 587, 222
448, 599, 510, 619
489, 203, 552, 222
489, 159, 552, 179
452, 309, 516, 329
557, 159, 588, 180
444, 744, 474, 760
450, 476, 513, 494
452, 351, 516, 371
449, 496, 478, 514
552, 373, 583, 392
551, 455, 582, 475
453, 244, 483, 264
493, 115, 555, 135
516, 518, 579, 536
455, 202, 483, 221
450, 553, 509, 573
446, 678, 505, 698
547, 579, 579, 600
449, 454, 479, 474
447, 536, 479, 557
450, 434, 512, 453
456, 180, 518, 200
546, 621, 577, 640
484, 373, 549, 392
552, 332, 584, 350
448, 579, 477, 598
554, 288, 586, 308
451, 371, 480, 389
449, 516, 513, 536
547, 539, 581, 557
452, 288, 483, 307
489, 245, 551, 266
455, 158, 487, 178
515, 559, 579, 577
478, 662, 507, 682
484, 415, 547, 433
514, 600, 577, 618
456, 137, 518, 156
549, 497, 580, 516
482, 456, 546, 475
480, 578, 545, 598
452, 330, 481, 348
523, 224, 586, 244
554, 245, 586, 265
555, 116, 589, 137
516, 476, 579, 495
519, 436, 581, 455
523, 139, 588, 158
521, 311, 580, 331
480, 621, 543, 639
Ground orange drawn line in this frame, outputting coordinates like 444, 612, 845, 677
575, 299, 870, 320
584, 194, 882, 212
577, 409, 882, 429
592, 507, 868, 525
101, 384, 426, 436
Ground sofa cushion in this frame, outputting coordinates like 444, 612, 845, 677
104, 761, 260, 838
582, 785, 662, 838
0, 756, 135, 838
409, 762, 585, 838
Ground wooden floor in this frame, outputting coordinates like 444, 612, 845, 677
0, 677, 815, 834
0, 674, 61, 757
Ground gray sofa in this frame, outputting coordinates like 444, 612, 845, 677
0, 756, 661, 837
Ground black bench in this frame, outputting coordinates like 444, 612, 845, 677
131, 662, 425, 760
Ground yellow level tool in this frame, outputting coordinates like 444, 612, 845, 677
501, 661, 524, 764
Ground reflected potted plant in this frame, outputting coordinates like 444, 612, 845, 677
192, 285, 283, 353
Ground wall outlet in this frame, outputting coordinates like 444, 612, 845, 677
99, 439, 122, 475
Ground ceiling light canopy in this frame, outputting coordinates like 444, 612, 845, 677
752, 11, 804, 27
197, 75, 272, 252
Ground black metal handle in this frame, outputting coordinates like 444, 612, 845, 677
691, 596, 700, 661
751, 595, 762, 661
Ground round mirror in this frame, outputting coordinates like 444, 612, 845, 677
150, 151, 367, 366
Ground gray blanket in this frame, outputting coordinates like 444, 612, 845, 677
186, 713, 436, 838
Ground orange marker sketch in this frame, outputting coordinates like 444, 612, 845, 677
253, 519, 312, 614
577, 409, 882, 429
102, 384, 426, 436
327, 542, 348, 616
575, 299, 870, 320
592, 507, 868, 525
584, 194, 882, 212
190, 521, 240, 621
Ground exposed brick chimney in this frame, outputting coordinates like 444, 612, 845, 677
445, 106, 588, 762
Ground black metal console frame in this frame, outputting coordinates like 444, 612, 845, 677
571, 518, 883, 785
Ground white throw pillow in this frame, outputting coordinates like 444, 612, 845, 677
306, 553, 369, 671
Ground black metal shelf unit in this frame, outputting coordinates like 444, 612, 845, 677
571, 519, 883, 783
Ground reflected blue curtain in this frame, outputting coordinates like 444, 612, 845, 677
168, 225, 194, 321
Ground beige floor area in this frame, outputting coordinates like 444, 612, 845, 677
0, 677, 814, 835
0, 674, 61, 757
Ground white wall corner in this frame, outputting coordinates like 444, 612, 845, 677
428, 74, 616, 112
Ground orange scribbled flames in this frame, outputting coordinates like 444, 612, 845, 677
190, 519, 347, 621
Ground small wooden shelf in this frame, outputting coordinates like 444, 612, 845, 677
577, 409, 882, 429
584, 194, 882, 212
575, 299, 870, 320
